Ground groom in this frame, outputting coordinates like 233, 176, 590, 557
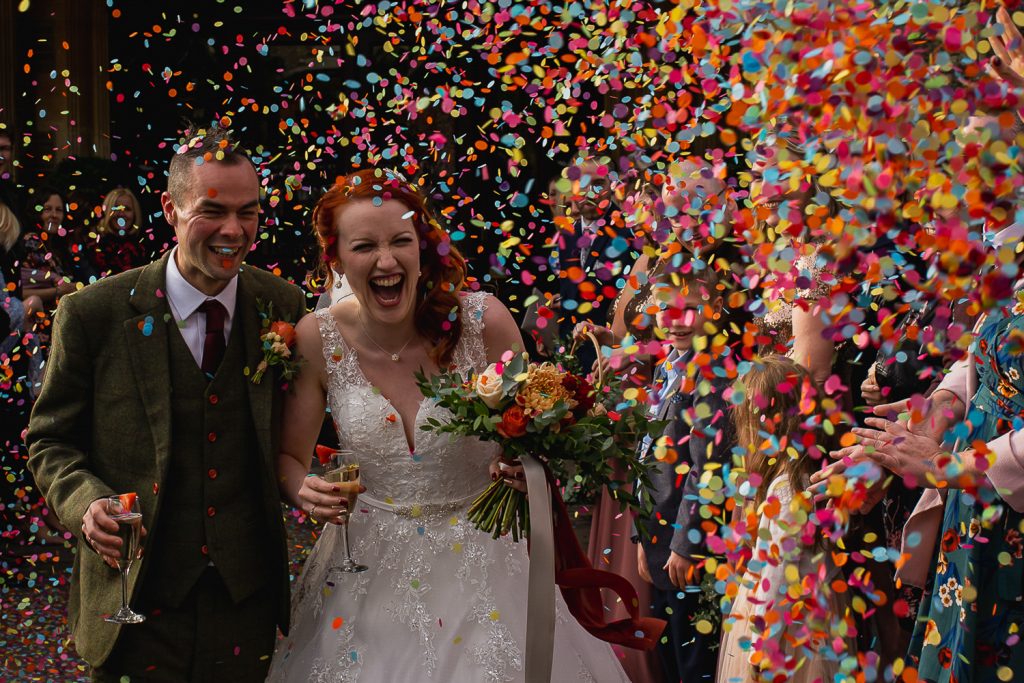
27, 125, 305, 681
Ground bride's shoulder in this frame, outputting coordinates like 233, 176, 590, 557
459, 291, 523, 362
327, 298, 358, 325
459, 291, 508, 329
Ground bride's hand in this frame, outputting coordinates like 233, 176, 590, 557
490, 455, 527, 493
299, 475, 364, 525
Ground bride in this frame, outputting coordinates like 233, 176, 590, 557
267, 169, 630, 682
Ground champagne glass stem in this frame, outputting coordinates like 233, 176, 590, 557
120, 567, 129, 611
342, 522, 354, 563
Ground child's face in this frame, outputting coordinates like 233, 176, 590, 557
654, 286, 722, 352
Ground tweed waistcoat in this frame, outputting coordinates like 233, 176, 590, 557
141, 319, 274, 607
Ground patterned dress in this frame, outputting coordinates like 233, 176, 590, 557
911, 302, 1024, 683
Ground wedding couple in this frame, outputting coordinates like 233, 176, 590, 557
27, 127, 632, 682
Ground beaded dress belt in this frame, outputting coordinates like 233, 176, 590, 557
358, 491, 484, 518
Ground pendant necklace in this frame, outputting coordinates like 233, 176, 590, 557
358, 315, 415, 362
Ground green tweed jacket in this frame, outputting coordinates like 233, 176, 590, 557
26, 252, 305, 666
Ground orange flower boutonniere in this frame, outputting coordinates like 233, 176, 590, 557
252, 300, 304, 385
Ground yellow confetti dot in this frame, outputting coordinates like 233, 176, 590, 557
997, 666, 1014, 682
695, 619, 713, 635
453, 636, 463, 645
452, 543, 463, 553
489, 610, 500, 621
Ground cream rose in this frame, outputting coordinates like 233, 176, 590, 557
475, 364, 505, 409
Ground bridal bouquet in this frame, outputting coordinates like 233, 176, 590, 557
417, 352, 661, 540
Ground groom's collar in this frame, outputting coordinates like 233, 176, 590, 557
165, 246, 238, 323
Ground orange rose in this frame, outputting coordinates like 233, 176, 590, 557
270, 320, 296, 346
497, 405, 529, 438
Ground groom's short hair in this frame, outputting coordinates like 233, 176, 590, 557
168, 124, 252, 203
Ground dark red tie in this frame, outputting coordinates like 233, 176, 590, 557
199, 299, 227, 375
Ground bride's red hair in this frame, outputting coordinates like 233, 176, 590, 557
312, 169, 468, 366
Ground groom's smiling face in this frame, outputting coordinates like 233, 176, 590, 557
162, 160, 260, 296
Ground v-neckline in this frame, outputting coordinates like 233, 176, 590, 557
332, 318, 428, 454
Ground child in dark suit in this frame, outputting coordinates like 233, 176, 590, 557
636, 267, 735, 682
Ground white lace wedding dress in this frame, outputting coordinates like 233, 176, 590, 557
267, 293, 630, 683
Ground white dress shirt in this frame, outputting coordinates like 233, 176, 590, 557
164, 247, 238, 367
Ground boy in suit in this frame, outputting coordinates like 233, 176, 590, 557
636, 266, 735, 681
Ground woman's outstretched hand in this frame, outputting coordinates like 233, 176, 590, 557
871, 389, 963, 442
829, 418, 955, 489
989, 6, 1024, 93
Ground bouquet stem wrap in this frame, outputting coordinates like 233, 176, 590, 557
521, 454, 666, 681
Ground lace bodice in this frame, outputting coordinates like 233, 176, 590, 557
314, 292, 498, 511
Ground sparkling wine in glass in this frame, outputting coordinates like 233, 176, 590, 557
325, 451, 367, 573
104, 495, 145, 624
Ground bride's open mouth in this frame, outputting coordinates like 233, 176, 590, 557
369, 274, 405, 306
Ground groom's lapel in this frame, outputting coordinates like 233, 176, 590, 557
237, 269, 274, 469
125, 253, 174, 480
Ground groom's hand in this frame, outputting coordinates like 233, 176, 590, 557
82, 498, 147, 570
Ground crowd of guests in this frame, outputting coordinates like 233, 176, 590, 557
545, 117, 1021, 682
536, 118, 1020, 683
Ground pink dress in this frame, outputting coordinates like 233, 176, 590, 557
587, 485, 664, 683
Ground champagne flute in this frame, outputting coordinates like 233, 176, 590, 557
103, 495, 145, 624
324, 450, 367, 573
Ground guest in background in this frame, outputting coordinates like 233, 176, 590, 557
1, 197, 52, 551
718, 356, 855, 683
93, 187, 147, 277
748, 130, 840, 390
829, 222, 1024, 683
558, 156, 639, 369
20, 187, 78, 309
635, 267, 735, 682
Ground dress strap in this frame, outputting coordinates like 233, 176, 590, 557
460, 290, 488, 338
452, 291, 490, 373
314, 307, 348, 377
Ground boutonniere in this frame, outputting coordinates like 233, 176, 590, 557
252, 300, 304, 385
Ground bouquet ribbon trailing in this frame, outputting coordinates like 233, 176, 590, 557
521, 454, 666, 681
